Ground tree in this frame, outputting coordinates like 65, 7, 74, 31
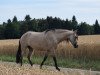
20, 15, 31, 35
37, 19, 48, 31
0, 25, 5, 39
12, 16, 18, 23
0, 15, 98, 39
4, 19, 14, 39
93, 19, 100, 34
78, 22, 92, 35
53, 17, 63, 29
71, 15, 78, 30
25, 15, 31, 22
64, 19, 72, 30
12, 16, 20, 38
46, 16, 53, 29
46, 16, 64, 29
8, 19, 11, 23
31, 19, 38, 31
20, 21, 28, 35
4, 18, 20, 39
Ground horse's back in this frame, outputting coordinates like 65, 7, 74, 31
20, 31, 48, 50
20, 31, 44, 42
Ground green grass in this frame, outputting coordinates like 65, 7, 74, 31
0, 55, 100, 71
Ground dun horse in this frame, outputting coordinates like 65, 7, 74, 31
16, 29, 78, 71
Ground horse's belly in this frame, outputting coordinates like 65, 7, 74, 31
33, 45, 48, 51
29, 41, 49, 51
28, 35, 52, 51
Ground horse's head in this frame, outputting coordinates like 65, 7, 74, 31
67, 30, 78, 48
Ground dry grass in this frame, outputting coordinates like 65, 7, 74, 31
57, 35, 100, 60
0, 35, 100, 75
0, 35, 100, 60
0, 61, 100, 75
0, 39, 18, 55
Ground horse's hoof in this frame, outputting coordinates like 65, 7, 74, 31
21, 64, 23, 66
56, 67, 60, 71
40, 66, 42, 69
31, 64, 33, 66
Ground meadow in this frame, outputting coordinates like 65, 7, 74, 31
0, 35, 100, 71
0, 35, 100, 59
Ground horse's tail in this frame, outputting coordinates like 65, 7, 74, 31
16, 40, 22, 63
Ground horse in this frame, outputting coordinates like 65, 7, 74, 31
16, 29, 78, 71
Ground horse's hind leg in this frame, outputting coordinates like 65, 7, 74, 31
20, 55, 23, 66
27, 46, 33, 66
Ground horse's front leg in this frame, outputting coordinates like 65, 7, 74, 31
40, 51, 48, 69
52, 49, 60, 71
52, 56, 60, 71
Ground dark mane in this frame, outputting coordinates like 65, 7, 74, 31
45, 29, 55, 33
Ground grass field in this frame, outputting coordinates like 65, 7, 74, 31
0, 35, 100, 71
0, 35, 100, 59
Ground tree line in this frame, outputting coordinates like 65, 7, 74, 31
0, 15, 100, 39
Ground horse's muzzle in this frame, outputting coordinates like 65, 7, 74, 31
74, 44, 78, 48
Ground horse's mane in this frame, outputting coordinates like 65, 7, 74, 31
45, 29, 73, 34
45, 28, 55, 33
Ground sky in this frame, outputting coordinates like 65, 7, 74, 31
0, 0, 100, 25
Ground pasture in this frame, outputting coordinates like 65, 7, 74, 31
0, 35, 100, 59
0, 35, 100, 74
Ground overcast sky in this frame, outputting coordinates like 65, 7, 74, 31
0, 0, 100, 25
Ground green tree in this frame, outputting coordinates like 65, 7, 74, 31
64, 19, 72, 30
4, 18, 20, 39
71, 15, 78, 30
13, 16, 18, 22
12, 16, 20, 38
1, 15, 98, 39
53, 17, 63, 29
20, 15, 31, 35
31, 19, 38, 31
46, 16, 53, 29
37, 19, 48, 31
78, 22, 91, 35
46, 16, 63, 29
93, 19, 100, 34
4, 19, 14, 39
25, 15, 31, 22
25, 15, 34, 31
0, 25, 5, 39
20, 21, 28, 35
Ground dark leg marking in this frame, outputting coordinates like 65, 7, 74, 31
40, 54, 48, 69
20, 55, 23, 66
53, 56, 60, 71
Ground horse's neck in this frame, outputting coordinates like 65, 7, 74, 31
55, 31, 69, 43
55, 30, 73, 43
